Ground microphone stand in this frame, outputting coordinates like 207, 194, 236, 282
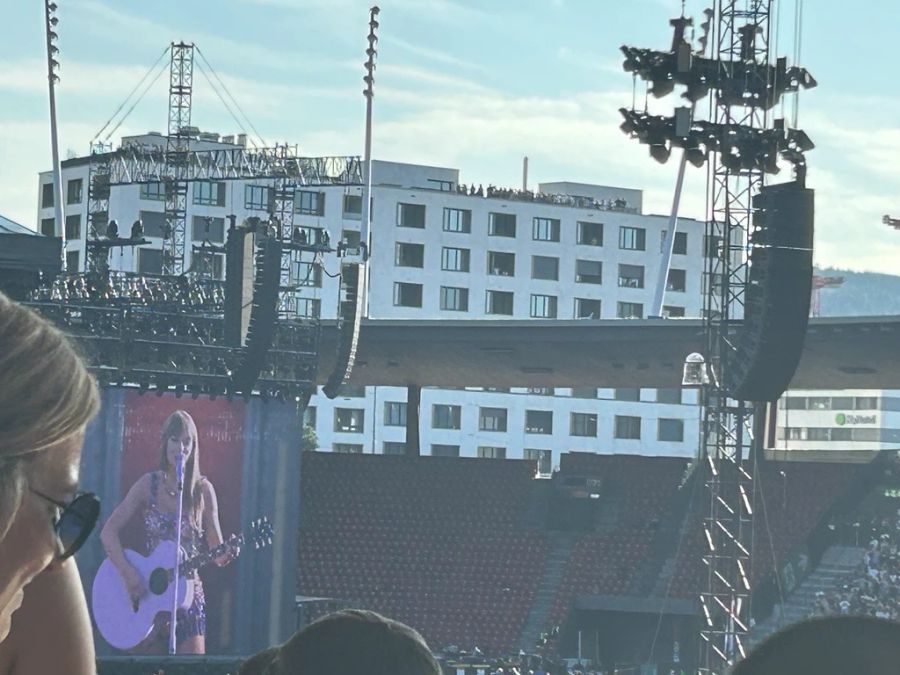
168, 452, 186, 655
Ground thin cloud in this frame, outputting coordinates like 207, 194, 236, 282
390, 37, 487, 73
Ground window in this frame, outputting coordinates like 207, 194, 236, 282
571, 412, 598, 437
383, 442, 407, 455
343, 194, 362, 218
530, 294, 558, 318
807, 428, 830, 441
140, 182, 166, 201
663, 306, 686, 318
532, 256, 559, 281
477, 446, 506, 459
66, 179, 83, 205
657, 388, 683, 404
193, 181, 226, 206
614, 415, 642, 439
139, 211, 167, 238
40, 218, 55, 237
296, 190, 325, 216
64, 215, 81, 240
443, 208, 471, 233
577, 221, 603, 246
341, 229, 361, 249
525, 410, 553, 434
489, 212, 516, 237
441, 247, 470, 272
704, 234, 723, 258
486, 290, 514, 315
384, 402, 407, 427
856, 397, 878, 410
41, 183, 54, 208
615, 388, 641, 402
432, 404, 461, 430
479, 407, 508, 432
395, 242, 425, 268
193, 251, 224, 279
575, 298, 602, 319
524, 449, 553, 474
245, 185, 271, 211
65, 250, 80, 272
137, 248, 163, 274
533, 217, 560, 242
191, 216, 225, 243
334, 408, 365, 433
397, 202, 425, 228
617, 301, 644, 319
440, 286, 469, 312
667, 269, 686, 292
673, 231, 687, 255
338, 386, 366, 397
576, 259, 602, 284
808, 397, 830, 410
618, 264, 645, 288
431, 444, 460, 457
393, 282, 423, 308
295, 261, 322, 287
571, 387, 597, 399
831, 397, 854, 410
487, 251, 515, 276
619, 226, 646, 251
333, 443, 363, 454
658, 418, 685, 442
296, 298, 321, 319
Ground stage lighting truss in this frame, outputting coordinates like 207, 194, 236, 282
27, 270, 319, 402
618, 108, 814, 173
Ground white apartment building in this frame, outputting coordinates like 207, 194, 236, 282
38, 132, 708, 466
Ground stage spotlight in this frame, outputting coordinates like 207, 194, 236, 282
649, 142, 671, 164
682, 352, 710, 386
292, 226, 307, 244
106, 220, 119, 239
131, 219, 143, 239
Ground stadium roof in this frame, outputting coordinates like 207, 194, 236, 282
317, 317, 900, 391
0, 214, 33, 235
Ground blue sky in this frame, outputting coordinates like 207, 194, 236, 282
2, 0, 899, 272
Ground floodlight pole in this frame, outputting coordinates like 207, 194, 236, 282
44, 0, 66, 271
651, 147, 689, 317
360, 6, 379, 318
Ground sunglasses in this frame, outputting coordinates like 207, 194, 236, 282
31, 490, 100, 560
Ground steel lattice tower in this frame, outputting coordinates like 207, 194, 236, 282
699, 1, 771, 671
163, 42, 194, 275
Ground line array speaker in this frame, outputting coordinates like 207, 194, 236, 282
724, 180, 814, 402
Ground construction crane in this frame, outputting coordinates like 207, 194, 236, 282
810, 275, 844, 317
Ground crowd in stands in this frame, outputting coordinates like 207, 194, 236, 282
813, 511, 900, 621
455, 183, 632, 212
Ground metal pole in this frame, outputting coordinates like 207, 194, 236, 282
168, 453, 186, 655
44, 0, 66, 271
651, 149, 689, 317
360, 6, 379, 318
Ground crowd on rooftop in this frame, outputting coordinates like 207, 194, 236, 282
456, 183, 632, 212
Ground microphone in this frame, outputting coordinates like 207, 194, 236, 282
174, 451, 186, 493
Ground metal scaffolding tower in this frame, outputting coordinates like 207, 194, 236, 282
699, 2, 771, 671
163, 42, 194, 275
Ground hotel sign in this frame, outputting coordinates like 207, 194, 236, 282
835, 413, 878, 426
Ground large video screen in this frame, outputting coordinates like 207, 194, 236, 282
79, 389, 293, 656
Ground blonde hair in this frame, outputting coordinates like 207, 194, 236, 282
0, 291, 100, 540
158, 410, 204, 529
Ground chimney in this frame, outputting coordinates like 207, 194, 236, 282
522, 156, 528, 192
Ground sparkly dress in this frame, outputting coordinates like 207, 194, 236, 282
144, 471, 206, 643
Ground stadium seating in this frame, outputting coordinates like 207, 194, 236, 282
297, 451, 860, 655
297, 452, 548, 653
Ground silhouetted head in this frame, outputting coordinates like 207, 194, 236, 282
730, 616, 900, 675
239, 609, 441, 675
